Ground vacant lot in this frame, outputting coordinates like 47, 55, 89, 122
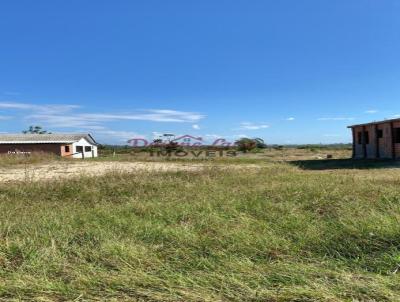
1, 149, 400, 301
0, 147, 351, 183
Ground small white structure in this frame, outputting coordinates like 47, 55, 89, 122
71, 136, 98, 158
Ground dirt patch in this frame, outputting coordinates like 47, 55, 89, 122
0, 162, 203, 182
0, 161, 259, 183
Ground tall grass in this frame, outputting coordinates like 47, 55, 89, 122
0, 163, 400, 300
0, 152, 60, 167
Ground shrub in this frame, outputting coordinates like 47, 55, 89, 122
235, 138, 257, 153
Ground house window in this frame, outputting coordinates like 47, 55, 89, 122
357, 131, 369, 144
395, 128, 400, 143
377, 129, 383, 139
65, 146, 70, 152
357, 132, 362, 144
85, 146, 92, 152
76, 146, 83, 153
364, 131, 370, 144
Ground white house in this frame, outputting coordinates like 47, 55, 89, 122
71, 135, 98, 158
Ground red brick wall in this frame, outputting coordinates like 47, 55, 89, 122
393, 121, 400, 159
353, 123, 395, 159
377, 123, 392, 158
353, 126, 364, 158
0, 144, 63, 156
365, 124, 376, 159
60, 144, 73, 157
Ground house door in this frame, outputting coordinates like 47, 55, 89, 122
76, 146, 84, 158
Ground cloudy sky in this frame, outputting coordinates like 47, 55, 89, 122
0, 1, 399, 144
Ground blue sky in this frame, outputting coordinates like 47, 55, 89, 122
0, 0, 399, 144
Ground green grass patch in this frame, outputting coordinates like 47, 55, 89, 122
1, 163, 400, 300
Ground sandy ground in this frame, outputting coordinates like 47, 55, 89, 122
0, 161, 259, 183
0, 162, 207, 182
0, 149, 352, 183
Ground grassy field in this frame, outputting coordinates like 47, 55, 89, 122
1, 149, 400, 301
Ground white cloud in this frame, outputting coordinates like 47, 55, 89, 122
192, 124, 200, 130
317, 117, 355, 121
27, 114, 99, 128
0, 115, 12, 120
152, 131, 163, 138
0, 102, 32, 110
205, 134, 249, 139
76, 110, 204, 123
0, 102, 205, 132
29, 110, 204, 129
286, 117, 295, 121
239, 122, 270, 130
0, 101, 80, 114
365, 110, 378, 114
94, 130, 146, 142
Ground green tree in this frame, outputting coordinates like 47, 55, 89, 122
152, 139, 163, 145
254, 138, 267, 148
235, 138, 257, 153
22, 126, 51, 134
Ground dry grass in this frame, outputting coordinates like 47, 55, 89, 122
96, 147, 352, 163
0, 152, 61, 167
1, 152, 400, 300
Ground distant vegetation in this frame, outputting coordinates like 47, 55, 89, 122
235, 137, 267, 152
295, 143, 352, 150
22, 125, 52, 134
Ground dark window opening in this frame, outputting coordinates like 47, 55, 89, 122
65, 146, 70, 152
377, 129, 383, 139
85, 146, 92, 152
364, 131, 370, 144
76, 146, 83, 153
395, 128, 400, 143
357, 132, 362, 144
357, 131, 369, 144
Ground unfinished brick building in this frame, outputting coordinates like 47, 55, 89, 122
348, 118, 400, 159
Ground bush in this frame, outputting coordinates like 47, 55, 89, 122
235, 138, 257, 153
